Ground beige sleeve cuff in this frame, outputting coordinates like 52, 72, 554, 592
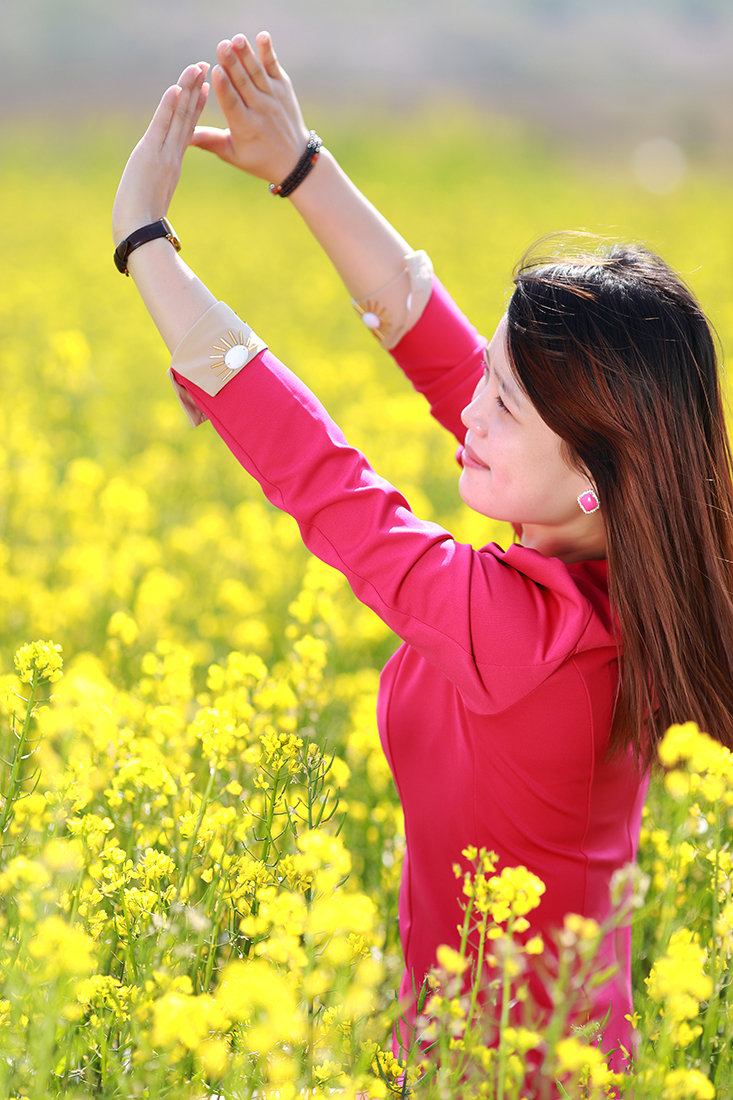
167, 301, 268, 426
351, 249, 434, 350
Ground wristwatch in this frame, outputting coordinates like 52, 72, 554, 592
114, 217, 181, 275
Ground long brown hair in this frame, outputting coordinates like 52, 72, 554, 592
506, 238, 733, 766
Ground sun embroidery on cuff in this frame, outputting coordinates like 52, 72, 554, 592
352, 299, 393, 342
210, 330, 259, 382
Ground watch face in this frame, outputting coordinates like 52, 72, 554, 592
160, 217, 181, 251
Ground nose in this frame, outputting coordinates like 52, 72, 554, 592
461, 387, 488, 435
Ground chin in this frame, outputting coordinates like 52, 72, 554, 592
458, 473, 514, 523
459, 491, 499, 522
457, 478, 482, 513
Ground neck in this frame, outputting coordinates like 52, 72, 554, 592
519, 515, 607, 563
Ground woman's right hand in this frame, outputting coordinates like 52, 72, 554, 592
193, 29, 414, 329
191, 31, 310, 186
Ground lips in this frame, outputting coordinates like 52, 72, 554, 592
461, 442, 490, 471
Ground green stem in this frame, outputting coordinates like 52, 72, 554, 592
201, 890, 227, 993
259, 768, 284, 868
124, 789, 143, 860
703, 804, 721, 1075
453, 910, 489, 1084
495, 916, 515, 1100
100, 1026, 109, 1088
67, 864, 86, 925
464, 915, 488, 1036
458, 893, 475, 958
301, 878, 314, 1080
119, 889, 139, 982
0, 675, 39, 840
192, 876, 219, 990
173, 759, 218, 906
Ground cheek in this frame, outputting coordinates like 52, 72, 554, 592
502, 431, 577, 499
489, 423, 525, 475
525, 423, 576, 479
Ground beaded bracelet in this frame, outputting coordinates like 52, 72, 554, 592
269, 132, 323, 197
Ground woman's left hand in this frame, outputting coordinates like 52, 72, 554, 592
112, 62, 209, 246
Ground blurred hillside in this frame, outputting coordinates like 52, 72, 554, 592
2, 0, 733, 162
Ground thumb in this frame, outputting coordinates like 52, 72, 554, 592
191, 125, 233, 159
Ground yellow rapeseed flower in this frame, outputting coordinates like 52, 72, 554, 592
555, 1036, 613, 1088
435, 944, 470, 975
501, 1025, 542, 1053
659, 721, 733, 807
645, 928, 713, 1024
152, 990, 227, 1052
663, 1068, 716, 1099
107, 610, 139, 646
215, 958, 304, 1049
42, 837, 84, 875
309, 891, 377, 940
487, 865, 546, 923
28, 915, 95, 979
196, 1036, 230, 1079
14, 640, 63, 684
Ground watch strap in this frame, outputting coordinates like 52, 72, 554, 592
114, 218, 181, 275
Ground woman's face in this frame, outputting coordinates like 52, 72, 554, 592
459, 315, 601, 553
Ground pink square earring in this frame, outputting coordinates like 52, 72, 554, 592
577, 488, 600, 514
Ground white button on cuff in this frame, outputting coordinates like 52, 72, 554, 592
361, 312, 381, 330
170, 302, 267, 403
224, 344, 250, 371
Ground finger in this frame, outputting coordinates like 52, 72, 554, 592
175, 62, 208, 97
188, 65, 210, 124
256, 31, 282, 80
216, 38, 260, 108
167, 64, 209, 149
195, 80, 210, 118
145, 84, 183, 149
188, 79, 210, 140
209, 62, 252, 134
231, 33, 270, 93
191, 124, 232, 160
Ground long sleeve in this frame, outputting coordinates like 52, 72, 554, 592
390, 278, 488, 444
169, 302, 611, 714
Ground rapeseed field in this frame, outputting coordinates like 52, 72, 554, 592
0, 113, 731, 1097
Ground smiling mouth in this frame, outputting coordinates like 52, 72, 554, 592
462, 443, 490, 471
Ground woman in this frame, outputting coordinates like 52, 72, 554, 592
112, 35, 733, 1079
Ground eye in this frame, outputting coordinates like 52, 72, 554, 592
496, 394, 510, 414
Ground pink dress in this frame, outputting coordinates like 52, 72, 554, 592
169, 277, 648, 1068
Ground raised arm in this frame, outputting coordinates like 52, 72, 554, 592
191, 32, 429, 347
112, 65, 594, 713
112, 63, 215, 352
